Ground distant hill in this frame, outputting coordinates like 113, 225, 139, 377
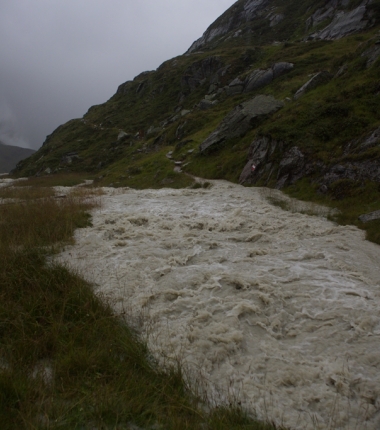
0, 141, 35, 173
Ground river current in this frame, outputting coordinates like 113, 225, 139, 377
57, 181, 380, 429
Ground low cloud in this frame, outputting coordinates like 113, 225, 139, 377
0, 100, 30, 149
0, 0, 235, 150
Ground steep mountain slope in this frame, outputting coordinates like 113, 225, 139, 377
0, 141, 35, 173
15, 0, 380, 239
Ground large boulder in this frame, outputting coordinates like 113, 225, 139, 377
199, 95, 283, 153
226, 77, 245, 96
244, 69, 274, 93
225, 62, 294, 97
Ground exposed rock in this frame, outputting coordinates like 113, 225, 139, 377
239, 160, 256, 184
360, 127, 380, 150
198, 99, 217, 110
181, 57, 225, 92
324, 160, 380, 185
224, 62, 294, 98
187, 0, 268, 53
362, 44, 380, 67
175, 122, 188, 140
147, 126, 161, 135
359, 210, 380, 223
239, 136, 279, 185
272, 62, 294, 78
226, 77, 245, 96
309, 4, 369, 40
269, 13, 284, 27
245, 69, 274, 92
136, 81, 146, 94
276, 146, 305, 188
306, 5, 336, 30
60, 153, 80, 165
118, 131, 129, 140
239, 138, 306, 188
294, 71, 333, 99
181, 109, 191, 116
116, 80, 133, 95
244, 62, 294, 93
200, 95, 283, 153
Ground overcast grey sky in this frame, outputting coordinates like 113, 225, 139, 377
0, 0, 235, 150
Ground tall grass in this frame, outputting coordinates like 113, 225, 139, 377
0, 183, 277, 429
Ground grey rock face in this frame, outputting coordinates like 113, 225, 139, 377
245, 69, 274, 92
181, 57, 225, 92
309, 4, 369, 40
199, 99, 217, 110
276, 146, 305, 188
199, 95, 283, 153
118, 131, 129, 140
322, 160, 380, 186
239, 136, 279, 183
269, 13, 284, 27
187, 0, 268, 53
361, 127, 380, 150
225, 62, 293, 97
359, 210, 380, 223
61, 152, 80, 165
362, 44, 380, 67
294, 71, 333, 100
116, 80, 133, 95
244, 62, 294, 93
272, 62, 294, 78
239, 138, 306, 188
226, 77, 245, 96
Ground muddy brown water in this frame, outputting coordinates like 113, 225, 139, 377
55, 181, 380, 430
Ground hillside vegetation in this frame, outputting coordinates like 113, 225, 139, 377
0, 141, 35, 173
14, 0, 380, 242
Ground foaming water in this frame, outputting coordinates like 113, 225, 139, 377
58, 181, 380, 429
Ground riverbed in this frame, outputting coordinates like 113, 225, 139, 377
58, 181, 380, 430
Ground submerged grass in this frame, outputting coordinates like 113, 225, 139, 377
0, 182, 277, 429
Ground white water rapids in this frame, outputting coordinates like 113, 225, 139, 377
56, 181, 380, 429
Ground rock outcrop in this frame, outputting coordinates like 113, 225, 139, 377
225, 62, 294, 96
187, 0, 268, 53
200, 95, 283, 153
308, 2, 370, 40
240, 126, 380, 191
359, 210, 380, 223
187, 0, 375, 54
239, 138, 306, 188
243, 62, 294, 93
181, 56, 231, 96
294, 71, 333, 99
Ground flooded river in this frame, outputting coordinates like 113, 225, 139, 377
58, 181, 380, 429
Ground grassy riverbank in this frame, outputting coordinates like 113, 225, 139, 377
0, 179, 276, 430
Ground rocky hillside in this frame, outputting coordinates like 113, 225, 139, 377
0, 141, 35, 173
14, 0, 380, 238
